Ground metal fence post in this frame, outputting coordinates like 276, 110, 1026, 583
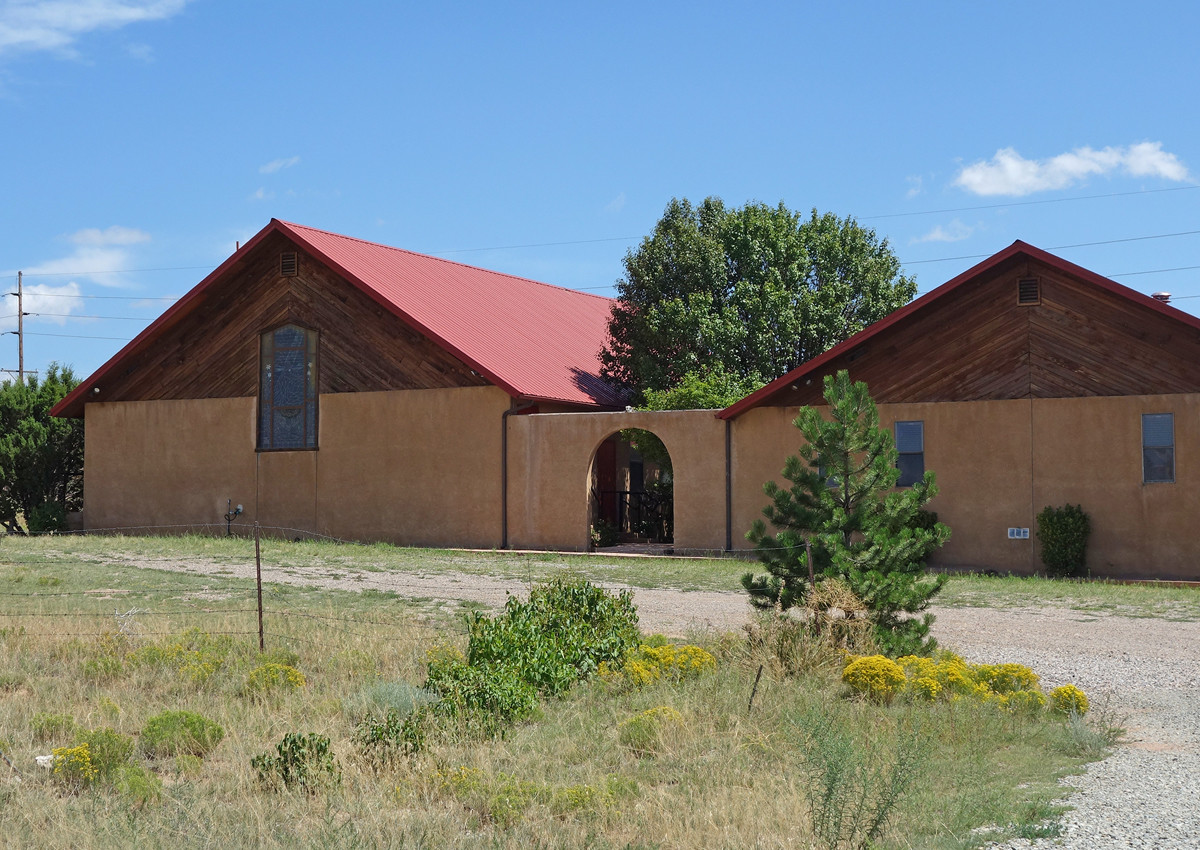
255, 522, 264, 652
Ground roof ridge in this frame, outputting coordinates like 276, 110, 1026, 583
278, 220, 616, 304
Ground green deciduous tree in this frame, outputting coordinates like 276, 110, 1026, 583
601, 197, 916, 403
0, 364, 83, 534
742, 371, 950, 656
641, 365, 764, 412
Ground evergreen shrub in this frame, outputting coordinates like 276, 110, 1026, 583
1036, 504, 1091, 578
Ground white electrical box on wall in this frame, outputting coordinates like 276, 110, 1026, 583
1007, 528, 1030, 539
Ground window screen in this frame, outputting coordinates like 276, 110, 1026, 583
895, 420, 924, 487
1142, 413, 1174, 484
259, 325, 318, 451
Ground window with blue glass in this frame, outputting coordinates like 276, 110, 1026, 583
258, 324, 318, 451
895, 421, 924, 487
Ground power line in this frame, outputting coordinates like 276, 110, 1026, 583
8, 221, 1198, 305
860, 184, 1200, 221
17, 265, 211, 278
902, 228, 1200, 267
428, 235, 640, 256
13, 292, 178, 301
25, 331, 132, 340
1110, 265, 1200, 279
27, 312, 151, 321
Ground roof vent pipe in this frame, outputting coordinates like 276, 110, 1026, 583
1152, 292, 1171, 303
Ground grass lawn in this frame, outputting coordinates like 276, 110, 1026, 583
4, 532, 1198, 617
0, 535, 1133, 848
0, 531, 750, 593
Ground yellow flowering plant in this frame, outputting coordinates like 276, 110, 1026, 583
841, 655, 906, 704
1050, 684, 1089, 715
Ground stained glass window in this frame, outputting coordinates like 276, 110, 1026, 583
258, 324, 318, 450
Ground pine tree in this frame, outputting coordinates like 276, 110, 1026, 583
742, 370, 950, 655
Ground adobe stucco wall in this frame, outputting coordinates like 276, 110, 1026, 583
83, 386, 511, 547
84, 397, 258, 531
83, 389, 1199, 579
729, 395, 1200, 579
1031, 394, 1200, 579
505, 409, 727, 552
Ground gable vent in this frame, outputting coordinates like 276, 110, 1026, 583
280, 252, 298, 277
1017, 277, 1040, 305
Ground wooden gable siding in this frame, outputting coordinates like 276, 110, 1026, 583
759, 256, 1200, 407
97, 232, 489, 404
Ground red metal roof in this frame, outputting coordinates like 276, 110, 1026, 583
53, 219, 624, 417
717, 240, 1200, 419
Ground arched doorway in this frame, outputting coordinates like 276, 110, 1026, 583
589, 429, 673, 547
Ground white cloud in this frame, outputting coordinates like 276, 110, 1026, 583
905, 175, 923, 199
0, 0, 190, 58
603, 192, 626, 214
911, 219, 974, 244
69, 225, 150, 246
954, 142, 1190, 197
19, 225, 151, 289
249, 187, 273, 201
2, 281, 83, 330
259, 156, 300, 174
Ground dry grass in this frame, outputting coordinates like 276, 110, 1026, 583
0, 542, 1115, 849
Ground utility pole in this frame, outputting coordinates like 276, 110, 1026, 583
4, 272, 26, 385
15, 271, 22, 385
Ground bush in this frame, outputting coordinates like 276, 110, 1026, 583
355, 707, 429, 763
112, 763, 162, 805
26, 501, 67, 533
419, 578, 640, 740
1036, 504, 1091, 578
244, 663, 306, 698
744, 580, 879, 678
74, 727, 134, 779
1002, 690, 1048, 714
464, 577, 640, 697
424, 655, 540, 737
598, 642, 716, 689
617, 706, 685, 757
1050, 684, 1089, 716
51, 743, 98, 790
842, 655, 906, 704
251, 732, 341, 791
974, 663, 1040, 694
140, 710, 225, 758
127, 629, 235, 684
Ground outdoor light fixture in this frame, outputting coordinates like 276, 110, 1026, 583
224, 499, 243, 536
92, 387, 100, 394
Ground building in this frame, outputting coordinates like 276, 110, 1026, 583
54, 226, 1200, 579
52, 219, 622, 548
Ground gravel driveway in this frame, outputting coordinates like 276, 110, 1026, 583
146, 556, 1200, 846
933, 607, 1200, 849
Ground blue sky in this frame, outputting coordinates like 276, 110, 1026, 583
2, 0, 1198, 382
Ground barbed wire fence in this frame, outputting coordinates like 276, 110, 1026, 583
0, 521, 497, 655
0, 519, 774, 658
